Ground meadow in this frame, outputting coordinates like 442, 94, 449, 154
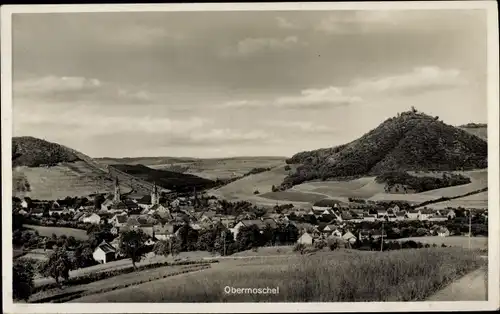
395, 236, 488, 250
24, 224, 89, 240
72, 247, 484, 303
148, 157, 286, 181
424, 191, 488, 210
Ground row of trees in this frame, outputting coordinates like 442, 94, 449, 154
375, 171, 471, 193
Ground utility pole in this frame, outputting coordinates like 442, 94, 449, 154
469, 209, 472, 250
222, 231, 226, 256
380, 220, 384, 252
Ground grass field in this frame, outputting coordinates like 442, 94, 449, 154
24, 224, 89, 240
146, 157, 286, 181
209, 164, 295, 201
423, 191, 488, 210
12, 161, 129, 200
29, 264, 210, 303
394, 236, 488, 250
72, 248, 484, 302
418, 170, 488, 198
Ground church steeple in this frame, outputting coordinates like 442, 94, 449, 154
113, 177, 121, 202
151, 182, 159, 206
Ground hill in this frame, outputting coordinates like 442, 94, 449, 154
12, 137, 160, 200
282, 110, 487, 188
13, 136, 81, 167
459, 123, 487, 140
111, 164, 215, 193
98, 156, 286, 181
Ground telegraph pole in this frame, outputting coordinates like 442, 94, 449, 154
380, 220, 384, 252
468, 209, 472, 250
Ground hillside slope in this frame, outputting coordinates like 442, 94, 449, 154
12, 137, 156, 200
111, 164, 215, 193
459, 123, 487, 140
283, 111, 487, 187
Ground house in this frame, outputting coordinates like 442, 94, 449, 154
342, 231, 357, 244
313, 199, 342, 210
358, 230, 371, 241
20, 198, 31, 209
93, 240, 116, 264
110, 213, 128, 228
447, 209, 456, 219
230, 219, 266, 238
297, 232, 313, 245
30, 208, 44, 218
150, 204, 173, 220
73, 212, 85, 221
376, 209, 388, 218
407, 210, 420, 220
437, 227, 450, 237
429, 214, 448, 222
395, 211, 407, 221
81, 213, 101, 224
419, 208, 434, 221
153, 223, 175, 240
49, 207, 65, 216
18, 209, 29, 216
363, 213, 377, 222
322, 224, 337, 233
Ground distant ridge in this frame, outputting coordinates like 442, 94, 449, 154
459, 123, 487, 140
282, 110, 487, 188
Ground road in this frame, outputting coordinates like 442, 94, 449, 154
426, 267, 487, 301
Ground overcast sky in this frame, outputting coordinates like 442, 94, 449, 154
12, 9, 488, 158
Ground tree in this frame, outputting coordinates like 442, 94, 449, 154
94, 194, 105, 210
119, 229, 148, 269
13, 259, 35, 301
41, 247, 73, 286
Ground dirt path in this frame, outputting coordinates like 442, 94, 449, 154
426, 267, 487, 301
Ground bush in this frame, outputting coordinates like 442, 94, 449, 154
314, 240, 327, 250
293, 243, 306, 254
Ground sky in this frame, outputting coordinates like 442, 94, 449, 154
12, 9, 488, 158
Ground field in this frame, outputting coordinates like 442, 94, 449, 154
29, 263, 211, 303
12, 162, 128, 200
394, 236, 488, 250
424, 191, 488, 210
99, 156, 286, 181
418, 169, 488, 198
71, 248, 484, 302
208, 164, 299, 203
24, 224, 89, 240
212, 169, 488, 207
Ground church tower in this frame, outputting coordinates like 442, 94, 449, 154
151, 182, 159, 206
113, 177, 121, 202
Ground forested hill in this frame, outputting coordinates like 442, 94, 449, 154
282, 110, 487, 188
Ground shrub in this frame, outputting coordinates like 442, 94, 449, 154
293, 243, 306, 254
314, 240, 327, 250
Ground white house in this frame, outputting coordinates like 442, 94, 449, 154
93, 240, 116, 264
20, 198, 30, 209
110, 213, 128, 228
437, 227, 450, 237
419, 209, 434, 221
297, 232, 313, 245
407, 210, 420, 220
342, 231, 357, 244
81, 213, 101, 224
447, 210, 456, 219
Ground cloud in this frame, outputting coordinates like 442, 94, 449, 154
14, 75, 155, 104
350, 66, 467, 95
267, 120, 337, 134
220, 86, 361, 109
221, 36, 304, 57
187, 129, 273, 145
276, 17, 297, 29
274, 86, 362, 109
315, 11, 475, 35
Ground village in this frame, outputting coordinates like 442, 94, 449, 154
13, 177, 488, 266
